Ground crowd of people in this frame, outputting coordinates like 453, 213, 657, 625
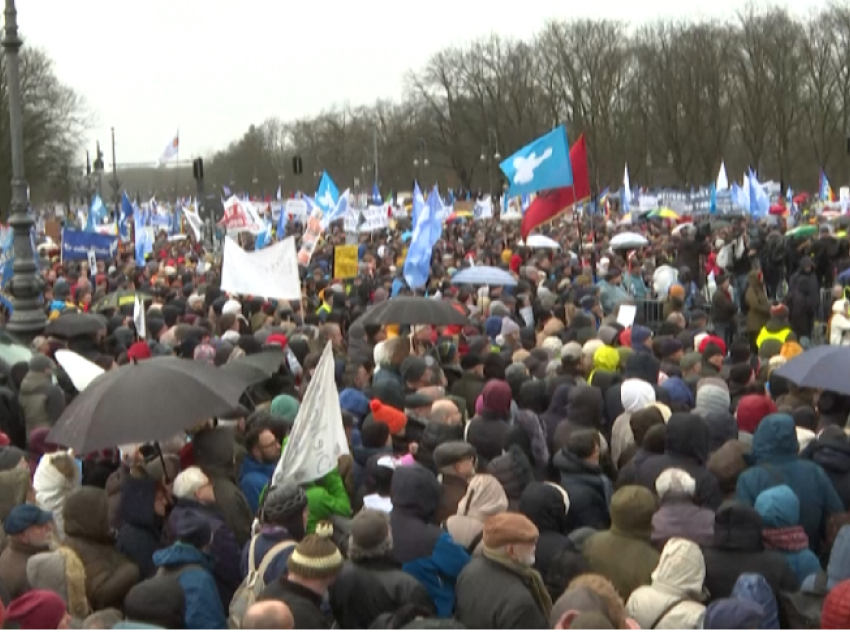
0, 211, 848, 629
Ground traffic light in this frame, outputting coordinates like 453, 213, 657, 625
193, 158, 204, 181
292, 155, 303, 175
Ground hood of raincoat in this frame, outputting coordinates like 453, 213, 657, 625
650, 537, 706, 597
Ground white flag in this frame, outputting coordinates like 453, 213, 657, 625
272, 342, 350, 487
623, 163, 632, 209
158, 132, 179, 165
716, 161, 729, 192
220, 235, 301, 300
183, 207, 203, 242
133, 295, 146, 339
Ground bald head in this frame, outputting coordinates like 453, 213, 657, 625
431, 399, 461, 426
241, 600, 294, 630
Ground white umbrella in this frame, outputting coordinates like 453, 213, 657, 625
672, 222, 694, 236
526, 235, 561, 250
610, 232, 649, 250
452, 266, 517, 286
500, 211, 522, 222
55, 349, 105, 392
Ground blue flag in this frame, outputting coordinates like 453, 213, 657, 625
411, 181, 424, 227
90, 194, 108, 225
748, 170, 769, 218
119, 192, 134, 240
403, 185, 442, 290
709, 184, 717, 214
372, 182, 382, 205
315, 172, 339, 214
276, 204, 286, 239
499, 125, 573, 198
255, 221, 272, 249
133, 212, 150, 266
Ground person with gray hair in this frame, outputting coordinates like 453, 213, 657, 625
82, 608, 123, 630
650, 468, 715, 550
329, 510, 433, 628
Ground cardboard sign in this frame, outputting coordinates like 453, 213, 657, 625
333, 245, 359, 279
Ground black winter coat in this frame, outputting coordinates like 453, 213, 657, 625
115, 476, 165, 579
802, 435, 850, 511
487, 446, 533, 511
260, 578, 329, 629
553, 450, 612, 531
466, 412, 511, 467
630, 414, 723, 510
329, 557, 433, 629
552, 386, 604, 453
518, 481, 589, 601
701, 502, 798, 600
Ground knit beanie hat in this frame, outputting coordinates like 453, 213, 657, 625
270, 394, 300, 421
127, 341, 152, 362
348, 509, 392, 560
596, 325, 619, 346
822, 579, 850, 629
770, 304, 789, 320
696, 378, 731, 413
669, 284, 686, 300
287, 522, 344, 580
482, 512, 539, 549
6, 590, 66, 629
370, 400, 407, 435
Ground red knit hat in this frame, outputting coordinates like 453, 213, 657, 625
822, 580, 850, 629
699, 335, 727, 357
127, 341, 152, 362
6, 590, 66, 629
736, 394, 777, 435
369, 399, 407, 435
266, 333, 288, 349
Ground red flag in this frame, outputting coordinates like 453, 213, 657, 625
520, 134, 591, 239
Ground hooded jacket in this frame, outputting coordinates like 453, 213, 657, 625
238, 455, 276, 516
701, 502, 797, 600
151, 543, 226, 629
445, 474, 508, 552
631, 414, 723, 510
626, 538, 707, 629
754, 485, 822, 584
0, 465, 31, 553
192, 427, 253, 546
33, 452, 79, 541
552, 386, 605, 453
651, 495, 715, 550
519, 481, 588, 601
736, 414, 844, 552
18, 371, 65, 437
553, 449, 612, 531
582, 486, 660, 601
488, 446, 534, 511
544, 384, 571, 453
62, 486, 140, 610
116, 476, 165, 579
0, 537, 50, 599
829, 300, 850, 345
731, 573, 780, 630
450, 371, 486, 419
390, 465, 470, 617
745, 271, 772, 335
802, 433, 850, 510
802, 524, 850, 593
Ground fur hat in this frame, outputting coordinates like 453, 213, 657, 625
482, 512, 539, 549
26, 546, 90, 619
287, 522, 344, 580
348, 509, 392, 560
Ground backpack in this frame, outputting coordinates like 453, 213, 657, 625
227, 536, 297, 629
779, 571, 827, 629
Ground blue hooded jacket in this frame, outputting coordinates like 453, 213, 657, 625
803, 524, 850, 592
736, 413, 844, 552
731, 573, 780, 630
390, 465, 470, 617
239, 456, 276, 515
753, 485, 821, 584
152, 543, 227, 630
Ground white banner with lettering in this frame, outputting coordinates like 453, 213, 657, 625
220, 235, 301, 300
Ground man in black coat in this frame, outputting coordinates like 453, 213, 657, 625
701, 502, 798, 600
801, 426, 850, 510
552, 431, 612, 532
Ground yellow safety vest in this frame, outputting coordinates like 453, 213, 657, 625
756, 326, 791, 349
316, 302, 332, 315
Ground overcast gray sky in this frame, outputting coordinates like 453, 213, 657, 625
23, 0, 819, 166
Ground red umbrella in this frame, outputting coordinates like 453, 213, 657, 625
769, 203, 787, 216
793, 192, 809, 204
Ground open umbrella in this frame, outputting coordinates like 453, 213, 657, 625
769, 203, 788, 216
648, 208, 680, 220
672, 222, 694, 236
47, 357, 253, 454
793, 192, 810, 204
525, 235, 561, 250
772, 346, 850, 396
44, 313, 108, 339
357, 297, 467, 327
55, 350, 105, 392
91, 290, 153, 313
610, 232, 649, 250
224, 350, 286, 385
452, 266, 517, 287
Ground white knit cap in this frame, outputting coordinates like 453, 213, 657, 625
172, 466, 210, 499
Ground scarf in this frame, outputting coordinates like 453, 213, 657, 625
483, 546, 552, 617
762, 526, 810, 552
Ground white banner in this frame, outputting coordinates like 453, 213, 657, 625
221, 235, 301, 300
183, 207, 203, 242
358, 206, 388, 232
272, 342, 350, 486
343, 208, 361, 233
284, 199, 309, 220
473, 199, 492, 220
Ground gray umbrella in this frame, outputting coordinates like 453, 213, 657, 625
357, 297, 468, 326
47, 357, 253, 454
223, 350, 285, 385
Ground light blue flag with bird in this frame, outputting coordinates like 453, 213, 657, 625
372, 182, 382, 205
255, 220, 272, 249
403, 183, 439, 289
499, 125, 573, 198
119, 192, 134, 240
90, 194, 108, 224
411, 181, 424, 227
748, 170, 769, 218
315, 172, 339, 214
321, 189, 351, 229
133, 209, 151, 266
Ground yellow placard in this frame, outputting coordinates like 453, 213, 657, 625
396, 247, 408, 267
334, 245, 359, 279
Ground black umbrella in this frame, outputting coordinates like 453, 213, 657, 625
44, 313, 108, 339
47, 357, 252, 454
772, 345, 850, 396
357, 297, 468, 326
223, 350, 285, 386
